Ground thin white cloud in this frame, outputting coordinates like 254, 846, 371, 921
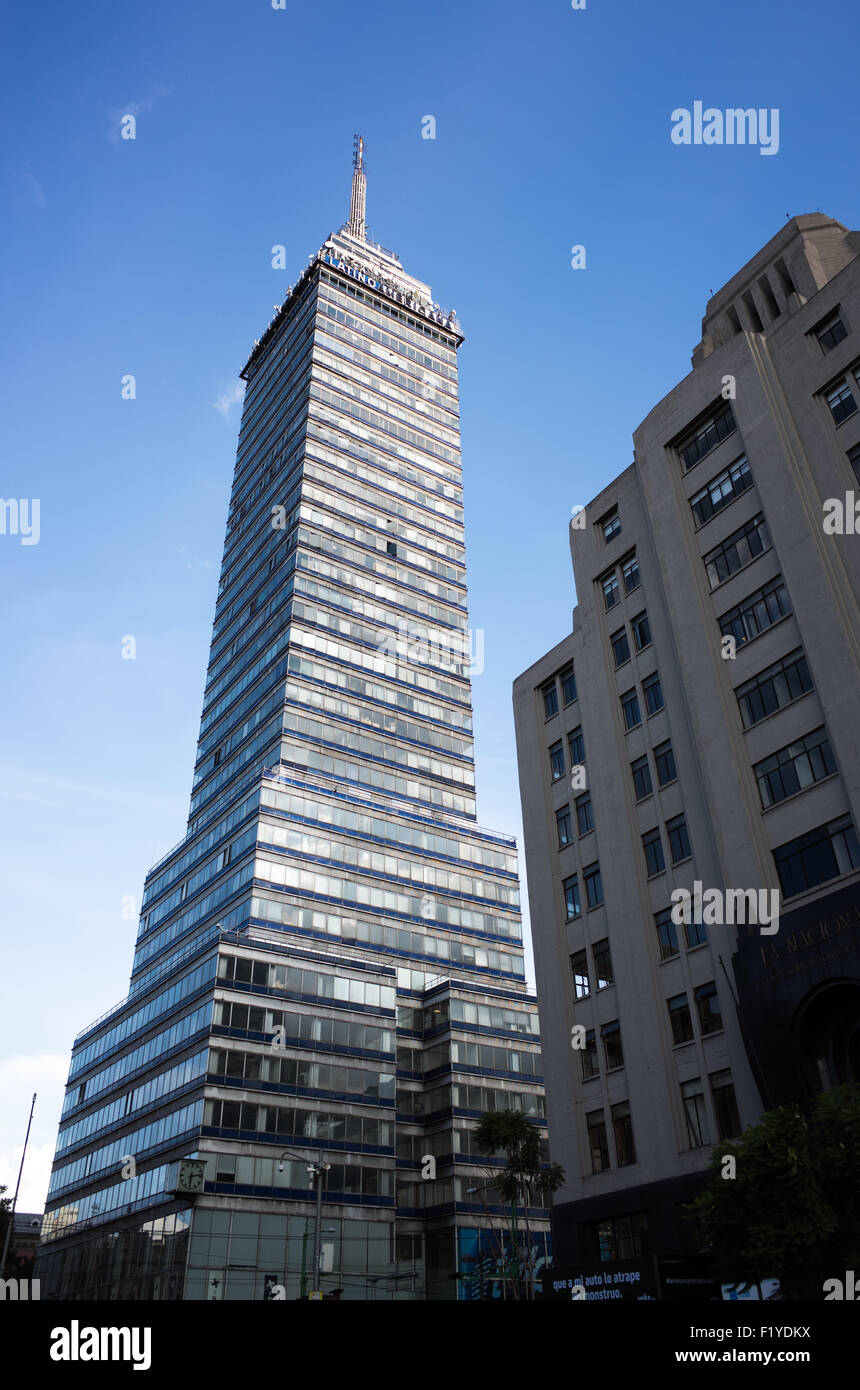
107, 84, 170, 144
22, 171, 46, 208
214, 381, 245, 419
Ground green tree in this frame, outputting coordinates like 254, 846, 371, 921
690, 1083, 860, 1298
472, 1109, 564, 1299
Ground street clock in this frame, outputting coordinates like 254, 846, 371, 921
175, 1159, 206, 1195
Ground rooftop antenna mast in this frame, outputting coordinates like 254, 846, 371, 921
348, 134, 367, 240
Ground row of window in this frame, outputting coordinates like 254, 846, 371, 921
690, 453, 752, 529
703, 512, 770, 590
250, 892, 525, 978
719, 574, 791, 650
587, 1102, 635, 1171
259, 782, 514, 874
203, 1098, 393, 1149
57, 1050, 208, 1154
208, 1046, 396, 1101
736, 646, 812, 729
812, 307, 848, 354
556, 792, 594, 846
69, 957, 219, 1080
754, 725, 835, 810
213, 1000, 395, 1055
825, 367, 860, 426
632, 740, 676, 799
643, 815, 692, 877
580, 1020, 624, 1076
586, 1068, 740, 1176
678, 402, 737, 473
621, 671, 664, 730
563, 863, 604, 918
542, 663, 578, 719
571, 940, 614, 997
655, 904, 706, 958
602, 554, 641, 610
667, 982, 722, 1045
217, 953, 396, 1012
549, 726, 585, 781
774, 815, 860, 899
611, 611, 651, 667
396, 1079, 545, 1119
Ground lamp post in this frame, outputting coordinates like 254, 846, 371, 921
278, 1148, 331, 1298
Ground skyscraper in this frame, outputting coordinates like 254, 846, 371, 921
514, 214, 860, 1275
36, 140, 549, 1301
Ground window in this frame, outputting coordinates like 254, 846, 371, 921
632, 754, 652, 800
685, 913, 707, 949
386, 540, 398, 556
774, 816, 860, 898
611, 628, 631, 667
568, 727, 585, 764
563, 875, 582, 920
601, 1020, 624, 1070
592, 939, 613, 988
695, 982, 722, 1035
754, 727, 836, 809
719, 577, 791, 650
576, 792, 594, 836
679, 403, 737, 471
682, 1079, 710, 1148
561, 664, 577, 705
849, 442, 860, 484
631, 612, 652, 651
710, 1070, 742, 1140
814, 310, 847, 353
655, 907, 679, 960
612, 1102, 636, 1167
587, 1110, 611, 1173
603, 573, 620, 609
642, 672, 664, 716
584, 862, 603, 909
571, 950, 590, 999
690, 456, 753, 528
621, 689, 642, 730
549, 741, 565, 781
643, 828, 665, 877
703, 514, 771, 588
556, 805, 573, 848
826, 379, 857, 426
542, 680, 559, 719
654, 741, 676, 787
736, 649, 813, 729
668, 993, 694, 1045
584, 1211, 648, 1262
581, 1028, 599, 1079
667, 814, 691, 864
602, 509, 621, 543
622, 555, 640, 593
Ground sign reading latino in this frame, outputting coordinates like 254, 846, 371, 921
322, 250, 459, 333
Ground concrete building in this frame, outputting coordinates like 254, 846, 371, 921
35, 141, 549, 1301
514, 214, 860, 1269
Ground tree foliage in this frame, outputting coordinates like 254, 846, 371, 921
472, 1109, 564, 1298
690, 1083, 860, 1298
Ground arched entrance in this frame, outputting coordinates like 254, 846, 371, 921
792, 980, 860, 1099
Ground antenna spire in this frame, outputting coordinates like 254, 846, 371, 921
348, 134, 367, 240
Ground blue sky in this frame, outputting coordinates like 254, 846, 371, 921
1, 0, 857, 1208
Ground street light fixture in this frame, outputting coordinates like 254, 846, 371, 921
277, 1148, 331, 1296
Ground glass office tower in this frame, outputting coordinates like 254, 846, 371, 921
35, 142, 550, 1301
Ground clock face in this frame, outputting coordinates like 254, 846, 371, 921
177, 1160, 205, 1193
